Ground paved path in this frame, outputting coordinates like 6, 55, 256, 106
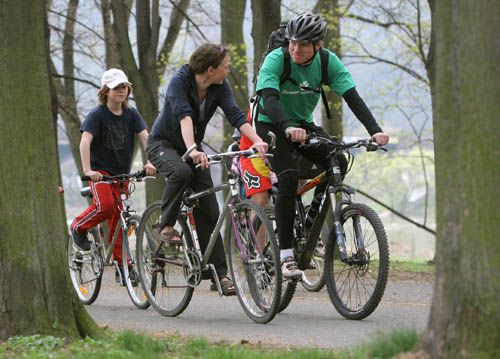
87, 268, 432, 349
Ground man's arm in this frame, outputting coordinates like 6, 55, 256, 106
342, 88, 389, 145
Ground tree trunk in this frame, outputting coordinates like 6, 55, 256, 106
110, 0, 189, 204
314, 0, 343, 136
419, 1, 500, 357
0, 0, 101, 339
251, 0, 281, 81
221, 0, 248, 147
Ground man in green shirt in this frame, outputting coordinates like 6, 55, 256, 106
255, 11, 389, 278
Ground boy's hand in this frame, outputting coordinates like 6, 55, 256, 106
84, 170, 103, 182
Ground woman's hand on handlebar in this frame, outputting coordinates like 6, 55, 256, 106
143, 161, 156, 176
190, 149, 209, 168
371, 132, 389, 146
84, 170, 103, 182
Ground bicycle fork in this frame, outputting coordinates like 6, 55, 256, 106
328, 189, 367, 265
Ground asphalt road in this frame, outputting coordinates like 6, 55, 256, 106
86, 267, 432, 349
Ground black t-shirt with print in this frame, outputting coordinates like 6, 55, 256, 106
81, 105, 147, 175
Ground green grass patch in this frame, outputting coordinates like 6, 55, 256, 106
0, 328, 419, 359
390, 259, 435, 274
340, 328, 418, 359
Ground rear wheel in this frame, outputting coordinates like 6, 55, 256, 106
122, 215, 150, 309
226, 200, 281, 324
325, 203, 389, 320
67, 227, 103, 305
136, 201, 194, 317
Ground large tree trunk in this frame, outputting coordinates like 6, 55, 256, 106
251, 0, 281, 82
419, 1, 500, 357
314, 0, 343, 136
110, 0, 189, 204
221, 0, 248, 148
0, 0, 101, 339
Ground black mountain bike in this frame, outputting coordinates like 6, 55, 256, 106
265, 135, 390, 319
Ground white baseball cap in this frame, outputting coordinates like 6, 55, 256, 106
101, 68, 131, 89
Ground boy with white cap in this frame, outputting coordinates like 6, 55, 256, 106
71, 68, 155, 284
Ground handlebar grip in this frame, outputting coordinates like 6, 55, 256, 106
81, 176, 91, 181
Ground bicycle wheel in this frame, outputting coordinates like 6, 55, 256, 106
325, 203, 389, 320
226, 200, 281, 324
136, 201, 194, 317
121, 215, 150, 309
67, 227, 103, 305
262, 205, 297, 314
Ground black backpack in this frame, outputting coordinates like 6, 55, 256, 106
253, 21, 332, 120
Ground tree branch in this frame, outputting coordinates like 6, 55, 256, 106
348, 185, 436, 235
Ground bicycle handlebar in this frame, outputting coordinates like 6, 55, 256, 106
305, 134, 387, 153
182, 131, 276, 168
81, 170, 147, 182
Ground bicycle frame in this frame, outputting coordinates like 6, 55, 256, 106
295, 153, 359, 269
180, 170, 265, 286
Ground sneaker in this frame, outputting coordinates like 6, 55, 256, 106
115, 266, 138, 287
281, 256, 303, 279
72, 230, 90, 251
314, 244, 325, 258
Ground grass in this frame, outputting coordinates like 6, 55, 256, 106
0, 329, 419, 359
390, 259, 435, 274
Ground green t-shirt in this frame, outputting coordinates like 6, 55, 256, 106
256, 48, 356, 126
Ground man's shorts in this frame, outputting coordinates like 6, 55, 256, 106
240, 156, 272, 197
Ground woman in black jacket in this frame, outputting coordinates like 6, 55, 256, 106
147, 43, 268, 295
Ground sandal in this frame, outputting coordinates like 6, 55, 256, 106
218, 276, 236, 296
160, 229, 183, 245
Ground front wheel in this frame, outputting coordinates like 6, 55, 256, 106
122, 215, 150, 309
226, 200, 281, 324
136, 201, 194, 317
67, 227, 103, 305
325, 203, 389, 320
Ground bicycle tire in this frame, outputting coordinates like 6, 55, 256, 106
136, 201, 194, 317
261, 205, 297, 313
67, 227, 103, 305
325, 203, 389, 320
226, 200, 281, 324
121, 214, 150, 309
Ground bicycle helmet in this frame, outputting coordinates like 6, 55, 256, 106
285, 12, 327, 43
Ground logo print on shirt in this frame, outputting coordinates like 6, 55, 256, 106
243, 170, 261, 189
104, 121, 125, 150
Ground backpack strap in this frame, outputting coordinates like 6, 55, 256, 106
280, 47, 331, 119
319, 48, 331, 119
280, 47, 292, 85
